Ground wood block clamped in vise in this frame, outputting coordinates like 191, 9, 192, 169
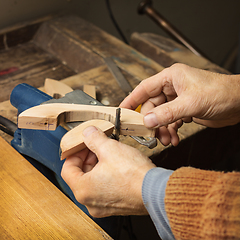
45, 78, 157, 158
18, 79, 157, 160
18, 103, 156, 159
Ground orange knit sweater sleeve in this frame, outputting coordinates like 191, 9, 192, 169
165, 167, 240, 240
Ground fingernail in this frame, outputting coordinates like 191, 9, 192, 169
83, 126, 98, 137
144, 113, 159, 128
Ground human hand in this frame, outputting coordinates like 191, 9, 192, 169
61, 126, 156, 218
120, 63, 240, 146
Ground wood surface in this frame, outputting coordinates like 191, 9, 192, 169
61, 119, 114, 160
50, 65, 134, 106
130, 32, 230, 74
83, 84, 96, 99
0, 42, 76, 102
18, 103, 155, 137
33, 15, 164, 80
0, 14, 206, 156
44, 78, 73, 98
0, 136, 112, 240
0, 15, 54, 50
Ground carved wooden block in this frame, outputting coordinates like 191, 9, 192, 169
18, 103, 155, 137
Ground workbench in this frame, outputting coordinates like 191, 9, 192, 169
0, 15, 238, 239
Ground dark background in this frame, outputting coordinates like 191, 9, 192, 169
1, 0, 240, 69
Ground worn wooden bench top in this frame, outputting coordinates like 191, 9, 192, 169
0, 136, 112, 239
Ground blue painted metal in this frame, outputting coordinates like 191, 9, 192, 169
10, 83, 121, 238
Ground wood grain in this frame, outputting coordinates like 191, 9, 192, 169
33, 15, 164, 80
0, 136, 112, 239
0, 42, 76, 102
83, 84, 96, 99
44, 78, 73, 98
18, 103, 155, 137
61, 119, 114, 159
130, 32, 230, 74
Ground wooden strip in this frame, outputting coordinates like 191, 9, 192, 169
17, 103, 155, 137
44, 78, 73, 98
0, 136, 112, 239
61, 119, 114, 160
83, 85, 96, 99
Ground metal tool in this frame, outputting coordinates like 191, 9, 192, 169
138, 0, 207, 59
104, 56, 132, 95
42, 89, 102, 129
104, 56, 157, 149
131, 135, 157, 149
110, 108, 121, 141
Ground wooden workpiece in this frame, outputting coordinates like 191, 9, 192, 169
18, 103, 155, 137
60, 119, 114, 159
0, 136, 112, 239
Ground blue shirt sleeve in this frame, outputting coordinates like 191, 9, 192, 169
142, 167, 175, 240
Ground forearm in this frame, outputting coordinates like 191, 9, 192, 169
165, 167, 240, 240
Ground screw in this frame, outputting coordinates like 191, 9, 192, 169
89, 100, 97, 105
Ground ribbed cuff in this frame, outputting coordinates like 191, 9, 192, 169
142, 167, 175, 240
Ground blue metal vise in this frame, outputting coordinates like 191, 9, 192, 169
10, 83, 122, 238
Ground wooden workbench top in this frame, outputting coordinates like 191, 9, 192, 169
0, 136, 112, 239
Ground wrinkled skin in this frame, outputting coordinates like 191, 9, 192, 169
61, 126, 156, 218
61, 63, 240, 217
120, 63, 240, 146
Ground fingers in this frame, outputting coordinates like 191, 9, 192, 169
119, 69, 171, 110
156, 120, 182, 146
144, 96, 189, 128
82, 151, 98, 173
140, 93, 166, 115
61, 151, 86, 192
82, 126, 110, 159
62, 125, 156, 217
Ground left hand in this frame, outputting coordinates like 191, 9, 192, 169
61, 126, 156, 218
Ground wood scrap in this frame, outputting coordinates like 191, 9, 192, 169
44, 78, 73, 98
83, 85, 96, 99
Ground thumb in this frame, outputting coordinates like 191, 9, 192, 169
144, 97, 190, 127
82, 126, 109, 157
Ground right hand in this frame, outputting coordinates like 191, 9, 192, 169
120, 63, 240, 145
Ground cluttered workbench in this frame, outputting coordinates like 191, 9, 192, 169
0, 15, 234, 239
